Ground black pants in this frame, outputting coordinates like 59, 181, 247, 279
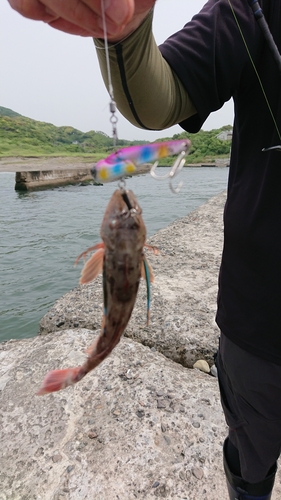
216, 333, 281, 483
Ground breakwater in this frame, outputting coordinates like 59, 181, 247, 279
1, 192, 227, 499
2, 191, 280, 499
15, 168, 93, 190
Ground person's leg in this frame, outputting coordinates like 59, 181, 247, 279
223, 438, 276, 499
224, 438, 241, 476
216, 333, 281, 499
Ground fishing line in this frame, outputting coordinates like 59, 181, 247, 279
100, 0, 118, 147
227, 0, 281, 143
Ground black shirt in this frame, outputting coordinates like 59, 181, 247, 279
160, 0, 281, 364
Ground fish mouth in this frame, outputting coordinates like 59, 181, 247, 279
121, 190, 134, 210
120, 190, 142, 219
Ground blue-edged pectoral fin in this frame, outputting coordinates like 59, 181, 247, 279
141, 257, 154, 325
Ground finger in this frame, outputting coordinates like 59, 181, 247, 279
44, 0, 134, 34
48, 17, 127, 38
89, 0, 134, 25
9, 0, 135, 36
47, 17, 99, 37
8, 0, 57, 21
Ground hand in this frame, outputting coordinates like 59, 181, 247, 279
8, 0, 156, 39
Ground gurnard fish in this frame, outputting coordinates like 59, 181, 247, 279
92, 139, 191, 183
37, 189, 156, 395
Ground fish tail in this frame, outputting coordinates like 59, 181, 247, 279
36, 366, 84, 396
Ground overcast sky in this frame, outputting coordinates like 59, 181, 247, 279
1, 0, 234, 141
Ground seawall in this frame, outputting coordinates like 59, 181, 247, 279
15, 168, 93, 191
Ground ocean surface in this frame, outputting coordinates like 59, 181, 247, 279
0, 167, 229, 343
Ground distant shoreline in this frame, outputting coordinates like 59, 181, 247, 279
0, 156, 229, 174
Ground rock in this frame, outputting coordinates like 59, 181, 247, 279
193, 360, 210, 373
192, 466, 204, 480
52, 452, 63, 463
88, 431, 98, 439
210, 364, 218, 377
0, 328, 230, 499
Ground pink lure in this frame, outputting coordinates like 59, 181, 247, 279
91, 139, 191, 183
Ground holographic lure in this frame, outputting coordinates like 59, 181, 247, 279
91, 139, 191, 190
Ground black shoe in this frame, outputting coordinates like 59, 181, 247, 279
223, 439, 276, 500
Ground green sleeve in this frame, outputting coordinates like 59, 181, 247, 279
94, 10, 196, 130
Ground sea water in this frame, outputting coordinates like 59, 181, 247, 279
0, 167, 228, 342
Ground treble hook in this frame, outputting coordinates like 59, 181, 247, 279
150, 150, 186, 193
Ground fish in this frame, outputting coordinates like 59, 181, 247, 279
91, 139, 191, 183
37, 189, 157, 396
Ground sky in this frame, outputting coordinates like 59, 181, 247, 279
0, 0, 234, 141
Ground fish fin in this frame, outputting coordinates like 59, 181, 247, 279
36, 367, 82, 396
141, 257, 155, 283
85, 316, 106, 356
101, 313, 106, 330
85, 342, 96, 356
142, 256, 152, 326
102, 261, 108, 316
74, 242, 104, 266
79, 248, 104, 284
85, 335, 99, 356
145, 243, 159, 255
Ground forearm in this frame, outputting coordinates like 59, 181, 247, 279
94, 10, 196, 130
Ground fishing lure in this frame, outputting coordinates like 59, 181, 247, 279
92, 139, 191, 193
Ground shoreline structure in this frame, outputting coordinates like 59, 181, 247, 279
2, 191, 279, 499
0, 156, 229, 190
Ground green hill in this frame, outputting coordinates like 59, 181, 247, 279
0, 106, 232, 162
0, 107, 138, 158
0, 106, 22, 118
170, 126, 232, 164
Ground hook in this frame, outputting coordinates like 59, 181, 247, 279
262, 145, 281, 152
150, 150, 186, 193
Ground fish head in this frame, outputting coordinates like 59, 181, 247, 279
100, 189, 146, 251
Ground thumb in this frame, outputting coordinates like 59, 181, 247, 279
104, 0, 135, 26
